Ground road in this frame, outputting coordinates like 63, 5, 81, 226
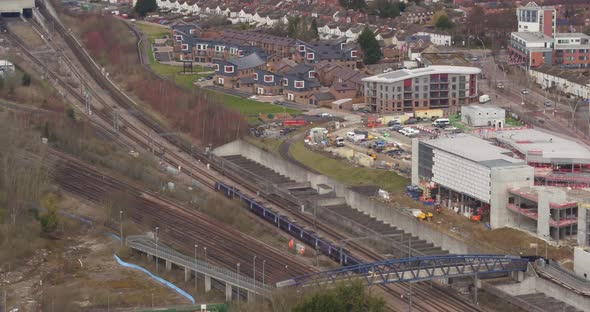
471, 49, 590, 145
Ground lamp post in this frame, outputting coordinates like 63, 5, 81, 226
119, 210, 123, 246
237, 263, 241, 306
253, 255, 257, 283
195, 244, 199, 292
203, 247, 207, 263
155, 226, 159, 274
262, 260, 266, 286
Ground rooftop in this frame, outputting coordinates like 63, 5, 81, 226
554, 32, 590, 39
422, 134, 526, 168
362, 66, 481, 83
420, 52, 470, 67
495, 128, 590, 164
227, 52, 266, 70
531, 65, 590, 86
462, 104, 505, 114
511, 31, 553, 43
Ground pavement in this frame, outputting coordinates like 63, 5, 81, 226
472, 50, 590, 145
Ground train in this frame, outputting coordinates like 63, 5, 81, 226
215, 181, 362, 267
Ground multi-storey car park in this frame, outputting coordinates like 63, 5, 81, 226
411, 127, 590, 244
362, 65, 481, 114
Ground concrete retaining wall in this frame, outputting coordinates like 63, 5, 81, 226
214, 140, 476, 255
496, 276, 590, 311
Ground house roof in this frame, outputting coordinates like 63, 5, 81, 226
228, 52, 266, 70
532, 65, 590, 86
312, 91, 335, 101
332, 81, 356, 91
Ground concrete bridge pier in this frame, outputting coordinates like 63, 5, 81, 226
510, 270, 525, 282
225, 283, 232, 301
165, 260, 172, 272
204, 275, 211, 292
472, 275, 481, 304
146, 253, 153, 262
184, 268, 190, 282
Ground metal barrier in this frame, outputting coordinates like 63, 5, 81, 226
126, 235, 273, 297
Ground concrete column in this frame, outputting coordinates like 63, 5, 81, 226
165, 260, 172, 272
204, 275, 211, 292
246, 290, 251, 303
577, 207, 588, 247
184, 268, 190, 282
225, 283, 232, 301
147, 253, 153, 262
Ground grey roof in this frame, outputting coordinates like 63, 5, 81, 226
313, 91, 335, 101
531, 65, 590, 86
554, 32, 590, 39
422, 134, 526, 167
228, 52, 266, 70
298, 39, 358, 62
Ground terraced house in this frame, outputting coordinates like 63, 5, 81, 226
294, 38, 360, 69
213, 52, 267, 91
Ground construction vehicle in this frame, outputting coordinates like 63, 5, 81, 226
412, 209, 433, 221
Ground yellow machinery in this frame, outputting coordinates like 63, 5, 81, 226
416, 211, 433, 221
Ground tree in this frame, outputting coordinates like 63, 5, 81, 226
466, 6, 485, 36
293, 282, 385, 312
40, 193, 59, 233
287, 16, 301, 38
134, 0, 158, 17
584, 26, 590, 36
339, 0, 367, 11
435, 14, 454, 30
358, 27, 382, 65
372, 0, 401, 18
310, 18, 319, 39
22, 72, 31, 86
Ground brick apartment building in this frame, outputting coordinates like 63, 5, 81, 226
362, 66, 481, 114
508, 2, 590, 68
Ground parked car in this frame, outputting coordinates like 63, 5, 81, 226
387, 120, 400, 127
404, 118, 418, 125
521, 89, 529, 95
544, 101, 552, 107
497, 83, 505, 89
389, 124, 403, 131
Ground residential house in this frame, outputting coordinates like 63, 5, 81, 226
415, 31, 452, 46
253, 69, 283, 96
214, 52, 267, 91
282, 64, 321, 105
310, 92, 336, 107
294, 38, 360, 68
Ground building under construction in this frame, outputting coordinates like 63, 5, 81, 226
412, 127, 590, 244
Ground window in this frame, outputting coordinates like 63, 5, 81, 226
414, 86, 419, 92
299, 45, 306, 52
423, 78, 427, 83
567, 56, 575, 61
414, 101, 418, 106
423, 85, 428, 91
238, 50, 244, 57
181, 44, 189, 51
197, 44, 208, 50
253, 73, 258, 80
351, 50, 358, 58
214, 64, 220, 72
423, 93, 428, 98
175, 35, 183, 41
224, 65, 234, 73
452, 77, 456, 82
282, 78, 288, 86
264, 75, 274, 83
230, 47, 238, 55
218, 77, 224, 85
397, 86, 401, 92
215, 45, 225, 52
190, 29, 197, 35
306, 52, 315, 60
295, 80, 305, 88
309, 71, 315, 78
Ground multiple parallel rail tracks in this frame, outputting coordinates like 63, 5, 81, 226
4, 4, 486, 309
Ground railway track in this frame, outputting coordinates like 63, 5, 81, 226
17, 6, 485, 310
48, 149, 314, 284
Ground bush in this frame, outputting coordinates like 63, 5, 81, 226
22, 72, 31, 86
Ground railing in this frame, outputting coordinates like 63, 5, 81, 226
126, 235, 274, 297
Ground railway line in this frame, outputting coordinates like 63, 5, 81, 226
10, 4, 486, 310
48, 149, 314, 285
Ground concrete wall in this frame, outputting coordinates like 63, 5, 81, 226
411, 138, 419, 185
574, 247, 590, 279
496, 275, 590, 311
215, 140, 477, 255
577, 206, 588, 247
490, 165, 534, 229
0, 0, 34, 13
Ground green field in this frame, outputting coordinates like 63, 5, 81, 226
290, 141, 409, 193
449, 114, 470, 131
136, 22, 301, 122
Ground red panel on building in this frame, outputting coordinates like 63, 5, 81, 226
543, 10, 553, 37
469, 74, 476, 96
403, 79, 412, 87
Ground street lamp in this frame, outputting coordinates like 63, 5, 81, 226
203, 247, 207, 263
237, 263, 241, 305
262, 260, 266, 286
119, 210, 123, 246
155, 226, 159, 274
195, 244, 199, 292
253, 255, 257, 282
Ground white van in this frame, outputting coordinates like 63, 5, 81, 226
346, 132, 355, 140
432, 118, 450, 128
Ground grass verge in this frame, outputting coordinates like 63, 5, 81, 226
221, 94, 301, 124
290, 140, 409, 193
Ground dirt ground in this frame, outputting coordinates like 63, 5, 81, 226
6, 22, 46, 49
1, 195, 188, 312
